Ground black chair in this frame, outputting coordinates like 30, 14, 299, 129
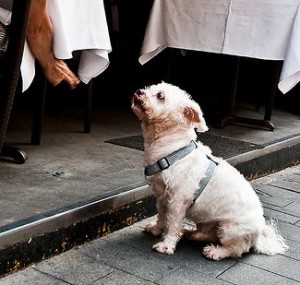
0, 0, 93, 157
0, 0, 31, 163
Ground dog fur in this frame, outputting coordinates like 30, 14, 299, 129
131, 82, 289, 260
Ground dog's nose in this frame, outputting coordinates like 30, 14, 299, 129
135, 89, 143, 96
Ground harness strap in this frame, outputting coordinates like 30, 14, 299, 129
143, 140, 219, 207
190, 154, 219, 206
144, 140, 198, 177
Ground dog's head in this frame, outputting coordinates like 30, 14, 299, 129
131, 82, 208, 133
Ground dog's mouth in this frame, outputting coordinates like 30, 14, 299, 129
132, 93, 145, 110
133, 94, 141, 105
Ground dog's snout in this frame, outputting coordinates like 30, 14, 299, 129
135, 89, 144, 96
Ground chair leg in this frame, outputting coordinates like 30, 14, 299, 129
0, 145, 28, 163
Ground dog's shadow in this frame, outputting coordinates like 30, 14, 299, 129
141, 230, 207, 257
139, 230, 253, 263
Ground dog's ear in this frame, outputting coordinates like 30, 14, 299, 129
183, 102, 208, 133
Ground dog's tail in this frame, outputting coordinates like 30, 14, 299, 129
253, 219, 289, 255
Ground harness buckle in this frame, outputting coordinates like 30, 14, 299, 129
157, 158, 170, 170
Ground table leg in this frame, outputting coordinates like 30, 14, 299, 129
218, 56, 240, 128
31, 63, 47, 145
264, 61, 282, 121
219, 58, 282, 131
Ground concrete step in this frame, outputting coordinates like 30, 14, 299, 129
0, 134, 299, 277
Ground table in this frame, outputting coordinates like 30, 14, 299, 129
19, 0, 112, 92
139, 0, 300, 129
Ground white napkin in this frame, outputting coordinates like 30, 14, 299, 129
78, 49, 110, 84
47, 0, 112, 84
0, 6, 34, 92
19, 0, 111, 92
21, 42, 35, 92
0, 7, 11, 25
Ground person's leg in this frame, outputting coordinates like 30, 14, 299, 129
26, 0, 80, 89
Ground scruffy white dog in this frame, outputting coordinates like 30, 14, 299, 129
131, 82, 289, 261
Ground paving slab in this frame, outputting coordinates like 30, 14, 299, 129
1, 164, 299, 284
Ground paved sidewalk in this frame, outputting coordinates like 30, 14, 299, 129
1, 164, 300, 285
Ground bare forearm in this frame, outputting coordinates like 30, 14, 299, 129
25, 0, 80, 88
26, 0, 54, 67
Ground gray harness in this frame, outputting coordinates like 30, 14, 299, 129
144, 140, 219, 205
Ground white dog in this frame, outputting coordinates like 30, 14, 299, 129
131, 82, 289, 261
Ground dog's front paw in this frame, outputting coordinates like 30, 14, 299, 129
152, 235, 179, 254
144, 224, 163, 236
203, 244, 226, 261
153, 241, 175, 255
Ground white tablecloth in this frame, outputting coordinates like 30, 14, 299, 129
1, 0, 112, 92
139, 0, 300, 94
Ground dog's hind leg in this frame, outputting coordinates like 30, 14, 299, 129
203, 237, 252, 260
203, 222, 255, 261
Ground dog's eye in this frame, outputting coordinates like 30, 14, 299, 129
156, 92, 165, 101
